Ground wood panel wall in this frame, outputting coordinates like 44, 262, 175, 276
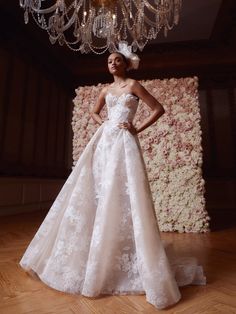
199, 86, 236, 179
0, 177, 64, 216
198, 82, 236, 229
0, 47, 73, 179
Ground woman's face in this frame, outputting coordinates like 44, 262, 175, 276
107, 53, 127, 75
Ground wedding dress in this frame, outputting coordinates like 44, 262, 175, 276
19, 92, 206, 309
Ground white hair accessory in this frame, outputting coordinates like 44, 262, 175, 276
117, 41, 140, 70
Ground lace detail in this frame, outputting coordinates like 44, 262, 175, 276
19, 92, 206, 310
106, 92, 138, 121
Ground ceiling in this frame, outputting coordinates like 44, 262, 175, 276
153, 0, 222, 43
0, 0, 235, 91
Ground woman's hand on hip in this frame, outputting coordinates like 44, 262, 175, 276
118, 121, 137, 135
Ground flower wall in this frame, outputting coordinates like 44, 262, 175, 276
72, 77, 210, 233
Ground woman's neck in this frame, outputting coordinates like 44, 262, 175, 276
113, 74, 127, 85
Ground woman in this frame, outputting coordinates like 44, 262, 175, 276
90, 51, 165, 135
19, 42, 206, 310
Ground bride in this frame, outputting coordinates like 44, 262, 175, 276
19, 42, 206, 310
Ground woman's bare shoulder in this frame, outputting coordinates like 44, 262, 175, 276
99, 85, 110, 98
128, 79, 141, 88
127, 78, 137, 84
127, 79, 142, 93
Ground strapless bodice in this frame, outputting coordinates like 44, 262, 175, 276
105, 92, 139, 124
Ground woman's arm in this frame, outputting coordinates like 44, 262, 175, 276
131, 80, 165, 134
90, 87, 107, 125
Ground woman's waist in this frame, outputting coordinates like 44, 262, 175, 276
105, 117, 133, 124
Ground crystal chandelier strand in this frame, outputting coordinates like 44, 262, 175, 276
119, 2, 134, 31
64, 38, 109, 54
119, 1, 138, 33
32, 12, 48, 30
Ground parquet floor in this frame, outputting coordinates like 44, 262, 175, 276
0, 210, 236, 314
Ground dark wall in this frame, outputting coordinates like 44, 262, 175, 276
0, 47, 73, 179
199, 83, 236, 179
199, 80, 236, 230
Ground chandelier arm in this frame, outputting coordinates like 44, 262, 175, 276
19, 0, 51, 11
125, 0, 181, 28
46, 26, 81, 45
143, 0, 182, 15
64, 1, 83, 21
143, 16, 159, 28
143, 0, 160, 14
27, 1, 82, 16
31, 9, 76, 34
28, 3, 58, 14
129, 0, 170, 15
58, 13, 77, 32
28, 0, 84, 15
142, 16, 173, 30
54, 2, 82, 33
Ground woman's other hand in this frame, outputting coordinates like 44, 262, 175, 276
118, 121, 137, 135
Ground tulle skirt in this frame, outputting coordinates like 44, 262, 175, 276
19, 122, 206, 309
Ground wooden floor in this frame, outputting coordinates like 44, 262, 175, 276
0, 210, 236, 314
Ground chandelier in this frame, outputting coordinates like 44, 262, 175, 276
19, 0, 182, 54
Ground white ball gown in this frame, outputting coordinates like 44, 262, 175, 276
19, 92, 206, 310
